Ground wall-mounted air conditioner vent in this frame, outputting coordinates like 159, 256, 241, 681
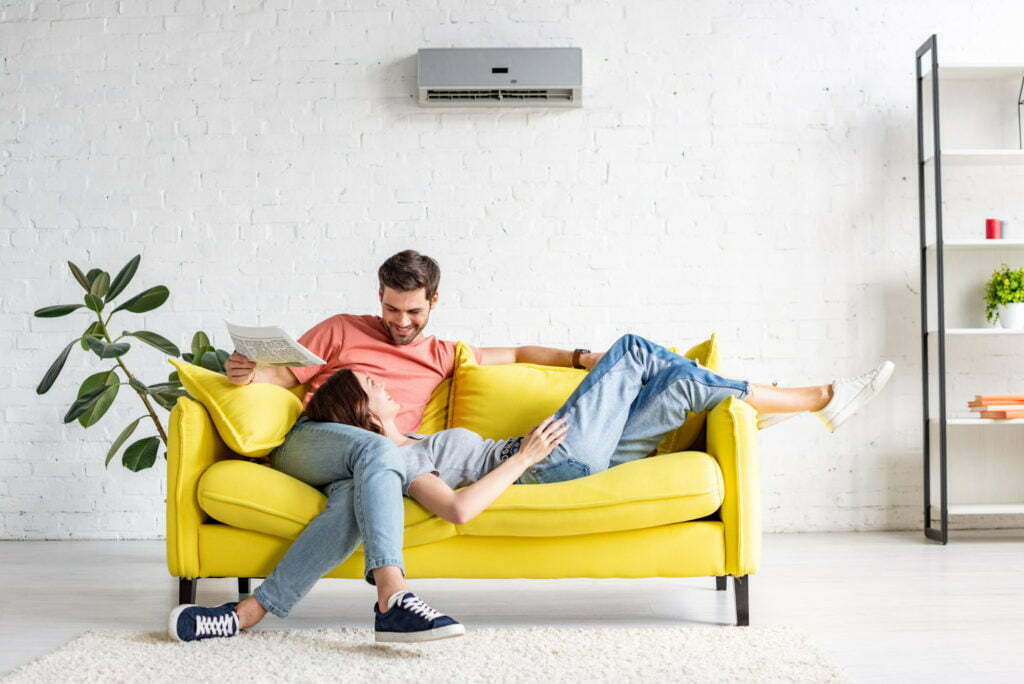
417, 48, 582, 108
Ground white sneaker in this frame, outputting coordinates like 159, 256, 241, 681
757, 412, 803, 430
814, 361, 895, 433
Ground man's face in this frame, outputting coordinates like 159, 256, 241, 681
379, 286, 437, 345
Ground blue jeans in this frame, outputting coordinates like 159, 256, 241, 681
517, 333, 751, 484
252, 420, 407, 619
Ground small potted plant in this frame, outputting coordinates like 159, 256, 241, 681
984, 263, 1024, 329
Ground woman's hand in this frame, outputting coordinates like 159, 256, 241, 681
517, 415, 570, 466
226, 352, 257, 385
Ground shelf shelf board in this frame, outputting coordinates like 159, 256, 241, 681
923, 149, 1024, 166
931, 503, 1024, 516
922, 64, 1024, 81
925, 239, 1024, 250
946, 417, 1024, 425
927, 327, 1024, 335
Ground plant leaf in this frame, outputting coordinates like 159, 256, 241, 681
68, 261, 90, 291
37, 339, 79, 394
89, 271, 110, 298
122, 436, 159, 472
85, 337, 130, 359
198, 349, 223, 373
105, 417, 143, 468
168, 370, 180, 383
123, 330, 180, 356
34, 304, 85, 318
105, 254, 140, 302
84, 293, 104, 312
80, 321, 105, 351
85, 268, 102, 286
63, 384, 108, 423
128, 376, 149, 394
110, 285, 169, 315
78, 372, 119, 428
191, 331, 210, 361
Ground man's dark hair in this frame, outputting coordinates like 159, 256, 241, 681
378, 249, 441, 300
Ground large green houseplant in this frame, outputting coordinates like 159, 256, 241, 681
34, 254, 230, 471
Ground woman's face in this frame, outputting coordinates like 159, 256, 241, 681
354, 371, 400, 423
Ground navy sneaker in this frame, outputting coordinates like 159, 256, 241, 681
373, 591, 465, 643
168, 602, 241, 642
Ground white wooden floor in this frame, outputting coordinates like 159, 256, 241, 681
1, 530, 1022, 682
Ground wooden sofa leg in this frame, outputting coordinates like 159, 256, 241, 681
715, 576, 727, 591
238, 577, 251, 599
178, 578, 197, 605
733, 575, 749, 626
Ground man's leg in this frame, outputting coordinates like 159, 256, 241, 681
520, 333, 741, 482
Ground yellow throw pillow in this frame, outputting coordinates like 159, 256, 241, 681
168, 358, 303, 458
448, 342, 587, 439
417, 378, 451, 434
448, 335, 721, 452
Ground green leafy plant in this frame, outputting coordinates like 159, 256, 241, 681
34, 255, 230, 472
984, 263, 1024, 324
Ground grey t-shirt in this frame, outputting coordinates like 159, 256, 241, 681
399, 427, 521, 495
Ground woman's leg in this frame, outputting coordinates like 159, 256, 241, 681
244, 420, 409, 623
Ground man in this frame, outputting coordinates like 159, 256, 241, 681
170, 250, 602, 645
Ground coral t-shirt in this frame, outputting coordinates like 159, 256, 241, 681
288, 314, 481, 433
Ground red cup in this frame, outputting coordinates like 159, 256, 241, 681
986, 218, 1002, 239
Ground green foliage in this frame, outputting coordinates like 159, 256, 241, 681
984, 263, 1024, 323
33, 254, 230, 472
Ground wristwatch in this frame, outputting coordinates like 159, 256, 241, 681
571, 348, 591, 369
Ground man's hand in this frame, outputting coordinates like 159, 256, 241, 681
226, 352, 257, 386
580, 352, 604, 370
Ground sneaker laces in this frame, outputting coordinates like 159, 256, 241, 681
195, 610, 238, 637
400, 594, 443, 621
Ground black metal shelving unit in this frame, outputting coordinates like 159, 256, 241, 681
916, 34, 949, 544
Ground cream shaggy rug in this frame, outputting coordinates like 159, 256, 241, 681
4, 625, 852, 683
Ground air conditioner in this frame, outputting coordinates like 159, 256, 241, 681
417, 47, 582, 108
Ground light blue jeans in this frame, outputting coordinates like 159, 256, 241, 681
517, 333, 751, 484
252, 420, 406, 619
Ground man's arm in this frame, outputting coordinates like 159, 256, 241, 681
477, 346, 603, 369
225, 352, 301, 388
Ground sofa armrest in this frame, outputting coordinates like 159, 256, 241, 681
166, 396, 233, 578
705, 395, 761, 576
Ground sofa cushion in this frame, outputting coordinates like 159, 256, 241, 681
197, 459, 457, 548
168, 358, 303, 458
448, 335, 721, 453
197, 450, 723, 542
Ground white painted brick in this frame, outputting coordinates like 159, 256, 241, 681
2, 1, 1017, 539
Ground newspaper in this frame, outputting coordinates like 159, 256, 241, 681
225, 320, 326, 368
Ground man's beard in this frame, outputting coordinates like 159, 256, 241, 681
388, 320, 425, 345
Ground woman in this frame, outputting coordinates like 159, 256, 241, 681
323, 333, 893, 522
170, 333, 893, 644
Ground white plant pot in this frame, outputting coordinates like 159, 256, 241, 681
998, 302, 1024, 329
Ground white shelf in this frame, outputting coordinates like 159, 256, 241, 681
925, 239, 1024, 250
927, 328, 1024, 335
922, 64, 1024, 81
923, 149, 1024, 166
946, 417, 1024, 425
931, 503, 1024, 516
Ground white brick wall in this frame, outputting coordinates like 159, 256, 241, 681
3, 0, 1024, 539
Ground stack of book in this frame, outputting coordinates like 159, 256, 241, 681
967, 394, 1024, 419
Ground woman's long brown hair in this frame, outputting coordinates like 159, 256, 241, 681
302, 369, 384, 435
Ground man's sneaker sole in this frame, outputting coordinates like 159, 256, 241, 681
818, 360, 895, 433
168, 603, 196, 642
375, 622, 466, 643
757, 412, 802, 429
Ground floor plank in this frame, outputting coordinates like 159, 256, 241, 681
1, 530, 1022, 682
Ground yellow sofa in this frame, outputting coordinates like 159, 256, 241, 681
166, 337, 761, 626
